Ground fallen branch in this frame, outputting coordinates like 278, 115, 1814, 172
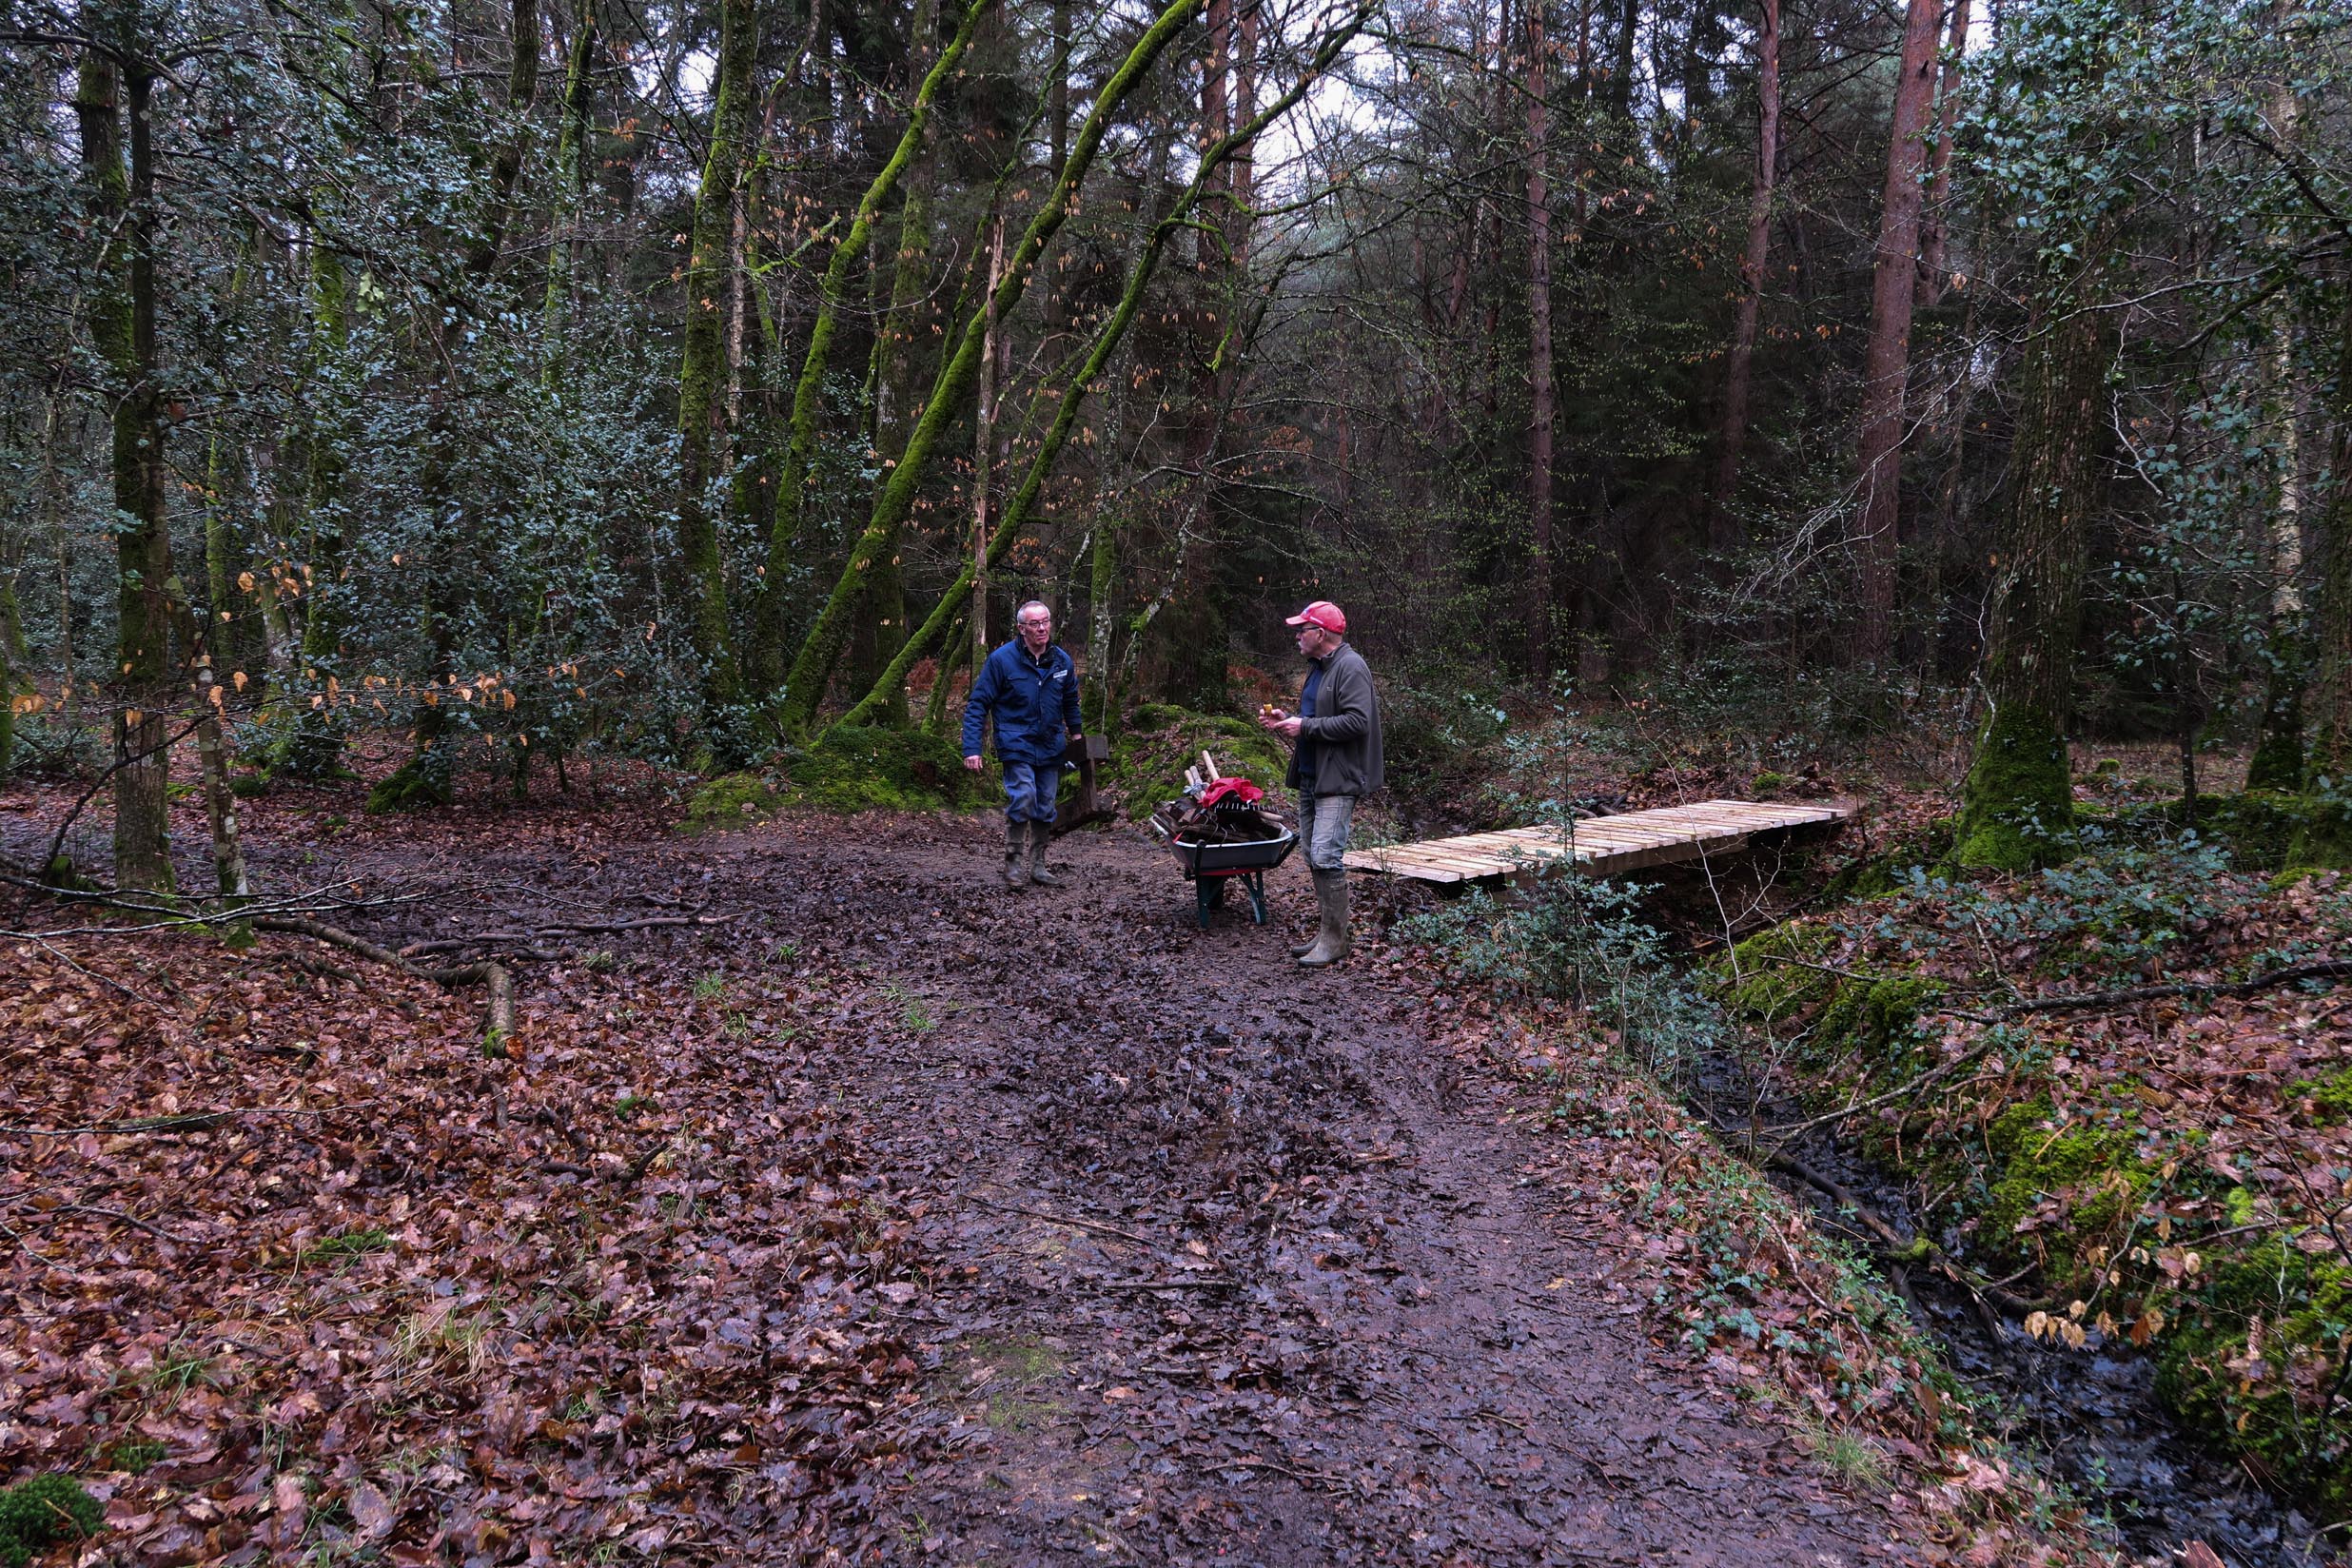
0, 1107, 324, 1137
255, 915, 513, 1045
1750, 1040, 2001, 1139
1989, 956, 2352, 1019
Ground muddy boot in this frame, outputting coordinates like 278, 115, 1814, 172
1028, 820, 1060, 887
1297, 870, 1351, 968
1003, 821, 1029, 889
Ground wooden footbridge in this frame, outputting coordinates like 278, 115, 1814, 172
1343, 798, 1852, 884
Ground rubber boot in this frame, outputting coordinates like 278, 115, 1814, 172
1028, 820, 1060, 887
1003, 821, 1029, 889
1297, 869, 1351, 968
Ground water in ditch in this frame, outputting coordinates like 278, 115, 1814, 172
1695, 1057, 2340, 1568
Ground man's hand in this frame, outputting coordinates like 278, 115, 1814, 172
1256, 707, 1290, 734
963, 755, 984, 772
1270, 715, 1303, 739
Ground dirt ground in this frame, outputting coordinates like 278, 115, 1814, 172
154, 784, 1915, 1566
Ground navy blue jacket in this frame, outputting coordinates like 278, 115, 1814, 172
962, 638, 1083, 765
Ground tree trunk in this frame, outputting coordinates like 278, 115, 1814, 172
273, 244, 352, 779
541, 5, 598, 380
1709, 0, 1778, 547
673, 0, 757, 756
743, 0, 990, 700
778, 0, 1209, 737
81, 31, 176, 892
1526, 0, 1556, 677
1915, 0, 1970, 307
2247, 45, 2306, 793
1953, 296, 2106, 871
2289, 294, 2352, 867
1849, 0, 1941, 666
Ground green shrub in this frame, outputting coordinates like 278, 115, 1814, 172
0, 1474, 104, 1566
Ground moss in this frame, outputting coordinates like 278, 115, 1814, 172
2155, 1240, 2352, 1523
779, 725, 970, 813
0, 1474, 104, 1566
2287, 793, 2352, 873
1806, 975, 1943, 1074
1818, 816, 1955, 903
1714, 922, 1836, 1022
2290, 1067, 2352, 1127
1098, 704, 1294, 820
1953, 702, 2076, 872
1751, 770, 1792, 795
1978, 1104, 2143, 1270
364, 748, 454, 813
677, 771, 783, 833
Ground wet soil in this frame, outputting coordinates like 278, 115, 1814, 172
214, 801, 1917, 1565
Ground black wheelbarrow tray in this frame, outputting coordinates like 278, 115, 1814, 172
1167, 824, 1298, 928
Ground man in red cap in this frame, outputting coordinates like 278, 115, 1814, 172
1258, 600, 1382, 968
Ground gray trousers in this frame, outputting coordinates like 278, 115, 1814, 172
1299, 793, 1356, 872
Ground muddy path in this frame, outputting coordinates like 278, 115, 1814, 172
148, 795, 1916, 1567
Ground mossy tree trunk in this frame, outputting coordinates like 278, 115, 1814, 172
80, 23, 177, 892
742, 0, 989, 705
540, 4, 598, 382
1953, 292, 2107, 872
827, 0, 1373, 736
673, 0, 756, 761
272, 243, 352, 778
778, 0, 1210, 738
2289, 297, 2352, 868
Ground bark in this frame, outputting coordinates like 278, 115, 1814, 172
1526, 0, 1556, 676
272, 245, 353, 779
971, 216, 1006, 676
80, 25, 175, 892
2289, 295, 2352, 867
673, 0, 758, 753
540, 4, 598, 380
777, 0, 1209, 737
826, 2, 1372, 735
742, 0, 990, 699
1850, 0, 1942, 666
1916, 0, 1970, 307
1953, 294, 2106, 872
2248, 46, 2307, 794
1709, 0, 1779, 547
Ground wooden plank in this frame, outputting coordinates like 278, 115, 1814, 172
1343, 796, 1852, 884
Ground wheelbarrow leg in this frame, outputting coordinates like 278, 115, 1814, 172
1245, 871, 1267, 925
1195, 875, 1221, 929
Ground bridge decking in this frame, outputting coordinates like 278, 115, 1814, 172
1342, 798, 1852, 884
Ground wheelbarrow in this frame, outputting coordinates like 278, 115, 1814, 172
1167, 823, 1299, 928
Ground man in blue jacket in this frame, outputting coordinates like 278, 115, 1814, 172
963, 600, 1086, 889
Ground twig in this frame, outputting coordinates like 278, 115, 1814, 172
1098, 1276, 1239, 1291
1750, 1041, 2000, 1138
1990, 956, 2352, 1019
0, 1107, 324, 1136
970, 1194, 1161, 1248
55, 1204, 182, 1241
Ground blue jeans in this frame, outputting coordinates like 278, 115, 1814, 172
1299, 793, 1356, 872
1002, 760, 1060, 825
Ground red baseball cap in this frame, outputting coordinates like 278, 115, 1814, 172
1285, 600, 1346, 635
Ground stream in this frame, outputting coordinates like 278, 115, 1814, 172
1693, 1053, 2340, 1567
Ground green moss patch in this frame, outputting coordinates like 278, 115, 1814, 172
677, 772, 783, 833
1100, 705, 1294, 820
779, 725, 970, 813
2156, 1241, 2352, 1519
1715, 921, 1837, 1023
0, 1474, 104, 1566
1953, 702, 2075, 872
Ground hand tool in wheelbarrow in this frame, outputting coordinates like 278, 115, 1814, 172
1156, 770, 1296, 929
